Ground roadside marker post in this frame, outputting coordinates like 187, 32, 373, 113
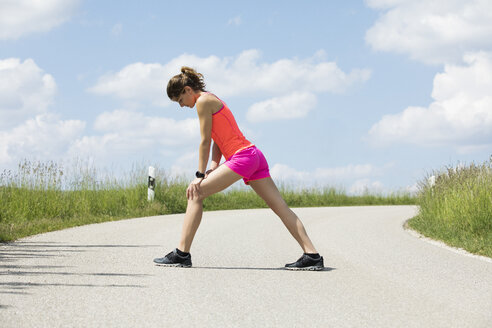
148, 166, 156, 201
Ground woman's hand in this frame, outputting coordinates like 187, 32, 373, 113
187, 177, 204, 200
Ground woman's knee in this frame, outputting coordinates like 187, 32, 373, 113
187, 195, 206, 204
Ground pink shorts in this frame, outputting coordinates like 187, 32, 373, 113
224, 146, 270, 184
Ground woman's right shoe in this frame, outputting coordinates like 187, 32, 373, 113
285, 253, 324, 271
153, 248, 192, 267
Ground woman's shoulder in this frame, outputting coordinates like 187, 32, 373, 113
196, 92, 223, 113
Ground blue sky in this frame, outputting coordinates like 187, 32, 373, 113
1, 0, 491, 194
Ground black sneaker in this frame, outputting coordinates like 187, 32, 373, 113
285, 253, 324, 271
153, 249, 192, 267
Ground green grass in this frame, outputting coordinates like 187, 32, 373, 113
0, 159, 415, 242
407, 158, 492, 257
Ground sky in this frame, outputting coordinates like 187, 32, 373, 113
1, 0, 491, 194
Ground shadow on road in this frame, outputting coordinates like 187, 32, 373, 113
1, 270, 149, 277
0, 241, 153, 308
0, 281, 144, 289
188, 266, 336, 272
0, 241, 159, 262
1, 241, 160, 248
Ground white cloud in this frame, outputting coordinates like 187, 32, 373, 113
68, 110, 200, 163
246, 92, 317, 123
0, 58, 86, 167
88, 62, 172, 107
269, 163, 396, 194
0, 0, 80, 40
111, 23, 123, 37
88, 50, 370, 106
270, 162, 384, 188
0, 58, 56, 130
366, 1, 492, 152
349, 179, 384, 195
367, 52, 492, 149
0, 58, 200, 168
0, 106, 200, 168
228, 16, 242, 26
365, 0, 407, 8
93, 110, 199, 145
0, 114, 85, 165
405, 182, 419, 195
169, 151, 198, 178
365, 0, 492, 65
315, 164, 381, 179
455, 144, 492, 155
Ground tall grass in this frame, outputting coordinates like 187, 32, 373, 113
1, 159, 416, 242
0, 160, 183, 241
408, 157, 492, 257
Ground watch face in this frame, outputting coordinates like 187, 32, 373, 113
195, 171, 205, 178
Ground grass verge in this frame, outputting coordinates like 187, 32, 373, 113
1, 159, 415, 242
407, 157, 492, 258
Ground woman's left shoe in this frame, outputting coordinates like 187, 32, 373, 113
153, 248, 192, 267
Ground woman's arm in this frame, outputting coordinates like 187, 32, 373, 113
196, 100, 213, 174
209, 142, 222, 171
186, 96, 214, 200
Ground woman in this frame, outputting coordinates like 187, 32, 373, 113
153, 67, 324, 271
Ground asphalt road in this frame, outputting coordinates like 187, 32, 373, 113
1, 206, 491, 327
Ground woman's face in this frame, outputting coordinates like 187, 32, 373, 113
174, 86, 195, 108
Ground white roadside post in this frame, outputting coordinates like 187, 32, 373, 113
428, 175, 436, 188
148, 166, 156, 202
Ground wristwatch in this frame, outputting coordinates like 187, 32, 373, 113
195, 171, 205, 178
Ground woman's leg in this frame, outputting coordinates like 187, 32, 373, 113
178, 165, 242, 252
249, 177, 318, 253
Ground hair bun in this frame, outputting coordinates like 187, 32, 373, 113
167, 66, 206, 99
181, 66, 195, 75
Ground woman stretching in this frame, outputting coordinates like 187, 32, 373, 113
153, 67, 324, 271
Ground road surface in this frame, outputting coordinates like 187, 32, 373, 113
1, 206, 491, 327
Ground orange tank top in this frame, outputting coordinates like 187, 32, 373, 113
207, 93, 254, 160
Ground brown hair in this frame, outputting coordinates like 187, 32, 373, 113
166, 66, 206, 99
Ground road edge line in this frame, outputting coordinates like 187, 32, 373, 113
402, 219, 492, 264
